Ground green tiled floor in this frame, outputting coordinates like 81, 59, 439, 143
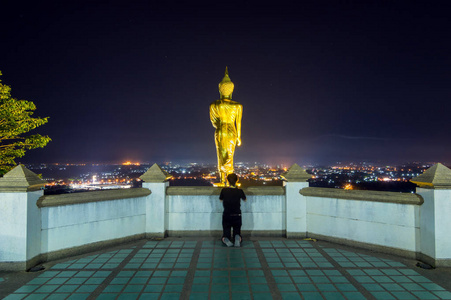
261, 241, 334, 269
2, 239, 451, 300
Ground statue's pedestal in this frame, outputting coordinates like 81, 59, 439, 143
213, 182, 241, 188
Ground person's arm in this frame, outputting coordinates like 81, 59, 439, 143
219, 188, 224, 201
241, 189, 246, 201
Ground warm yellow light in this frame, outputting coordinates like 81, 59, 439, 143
122, 161, 140, 166
344, 183, 353, 190
210, 67, 243, 185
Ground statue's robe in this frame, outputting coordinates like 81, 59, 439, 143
210, 99, 243, 181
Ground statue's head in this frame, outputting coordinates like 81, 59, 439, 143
219, 67, 234, 99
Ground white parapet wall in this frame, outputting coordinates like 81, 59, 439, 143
417, 188, 451, 267
0, 191, 42, 269
3, 163, 451, 270
300, 187, 423, 258
36, 189, 151, 262
165, 186, 286, 236
4, 178, 451, 270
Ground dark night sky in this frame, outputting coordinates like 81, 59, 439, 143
2, 1, 450, 165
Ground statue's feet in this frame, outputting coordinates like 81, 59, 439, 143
213, 182, 226, 187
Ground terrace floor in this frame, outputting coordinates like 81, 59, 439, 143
1, 237, 451, 300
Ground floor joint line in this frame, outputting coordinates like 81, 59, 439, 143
87, 240, 146, 300
313, 241, 377, 300
254, 239, 283, 300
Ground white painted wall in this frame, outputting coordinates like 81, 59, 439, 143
167, 194, 285, 233
0, 193, 29, 262
142, 182, 168, 237
3, 184, 451, 270
417, 188, 451, 261
285, 181, 308, 237
0, 191, 42, 263
27, 191, 42, 263
41, 197, 146, 253
418, 188, 435, 259
306, 196, 420, 252
434, 190, 451, 260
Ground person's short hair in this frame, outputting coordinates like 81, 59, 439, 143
227, 173, 238, 186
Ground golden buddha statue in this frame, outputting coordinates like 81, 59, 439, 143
210, 67, 243, 186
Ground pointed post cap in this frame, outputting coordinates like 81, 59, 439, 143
281, 163, 311, 182
0, 164, 47, 192
411, 163, 451, 189
140, 163, 172, 182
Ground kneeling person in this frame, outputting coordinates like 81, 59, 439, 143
220, 173, 246, 247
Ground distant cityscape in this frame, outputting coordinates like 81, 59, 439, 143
24, 161, 442, 195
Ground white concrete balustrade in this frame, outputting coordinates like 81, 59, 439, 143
301, 188, 422, 256
164, 186, 285, 236
40, 193, 147, 255
1, 163, 450, 271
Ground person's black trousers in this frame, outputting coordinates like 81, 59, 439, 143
222, 213, 242, 241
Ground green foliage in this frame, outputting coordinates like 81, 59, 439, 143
0, 71, 51, 175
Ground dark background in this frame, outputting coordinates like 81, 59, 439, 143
2, 1, 450, 165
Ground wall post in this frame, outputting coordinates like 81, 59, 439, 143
281, 163, 311, 238
140, 164, 171, 238
0, 165, 47, 271
412, 163, 451, 267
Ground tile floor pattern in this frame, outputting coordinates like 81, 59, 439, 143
2, 239, 451, 300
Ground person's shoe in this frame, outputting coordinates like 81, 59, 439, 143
234, 235, 241, 247
222, 237, 233, 247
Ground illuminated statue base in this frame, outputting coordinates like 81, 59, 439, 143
213, 181, 241, 187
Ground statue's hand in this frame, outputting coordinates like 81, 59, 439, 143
237, 138, 242, 146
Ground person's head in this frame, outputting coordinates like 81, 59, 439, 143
227, 173, 238, 186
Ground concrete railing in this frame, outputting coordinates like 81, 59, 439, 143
37, 188, 151, 207
300, 187, 422, 258
1, 163, 451, 270
300, 187, 423, 204
38, 189, 150, 261
0, 188, 150, 271
166, 186, 285, 236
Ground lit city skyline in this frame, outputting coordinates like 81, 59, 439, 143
2, 1, 450, 165
28, 160, 435, 195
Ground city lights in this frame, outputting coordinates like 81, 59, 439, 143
22, 161, 437, 194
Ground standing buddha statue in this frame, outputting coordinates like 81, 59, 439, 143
210, 67, 243, 186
